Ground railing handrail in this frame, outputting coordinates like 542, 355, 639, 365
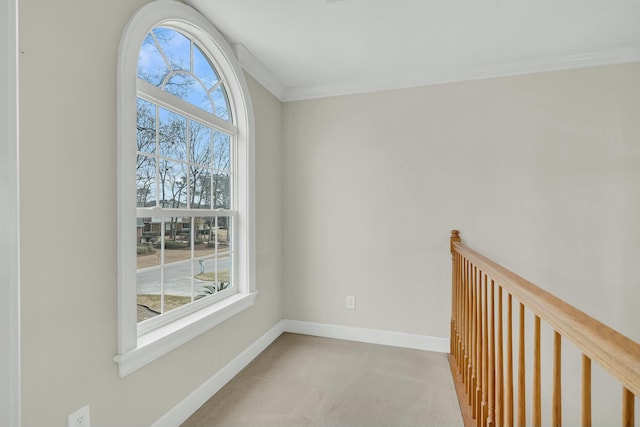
452, 239, 640, 397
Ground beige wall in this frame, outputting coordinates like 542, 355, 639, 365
19, 0, 283, 425
283, 63, 639, 344
282, 63, 640, 424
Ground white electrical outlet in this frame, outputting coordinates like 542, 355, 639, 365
68, 405, 90, 427
346, 295, 356, 310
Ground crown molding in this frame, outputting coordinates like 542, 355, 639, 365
232, 44, 286, 101
282, 42, 640, 102
231, 40, 640, 103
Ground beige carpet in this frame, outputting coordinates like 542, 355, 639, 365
181, 333, 464, 427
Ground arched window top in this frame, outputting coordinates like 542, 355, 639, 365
137, 27, 230, 121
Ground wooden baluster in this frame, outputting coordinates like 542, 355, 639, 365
463, 256, 468, 374
482, 274, 489, 427
552, 331, 562, 427
465, 262, 470, 393
455, 254, 460, 359
461, 258, 468, 378
451, 253, 456, 358
459, 258, 464, 374
622, 387, 635, 427
458, 254, 463, 362
532, 315, 541, 427
460, 255, 464, 364
469, 264, 476, 406
496, 286, 504, 427
450, 253, 456, 355
455, 254, 461, 362
487, 279, 496, 427
581, 355, 591, 427
517, 303, 526, 427
506, 294, 514, 427
451, 231, 460, 356
476, 269, 483, 425
466, 259, 472, 391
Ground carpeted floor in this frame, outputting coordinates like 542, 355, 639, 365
181, 333, 464, 427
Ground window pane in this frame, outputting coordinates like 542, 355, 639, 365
163, 271, 193, 314
190, 169, 211, 209
211, 84, 230, 121
137, 269, 161, 322
138, 218, 161, 269
190, 121, 212, 167
199, 217, 216, 247
164, 73, 213, 114
193, 251, 215, 300
159, 161, 188, 208
218, 216, 232, 252
162, 217, 192, 265
194, 257, 230, 298
137, 33, 169, 87
213, 131, 230, 172
189, 121, 212, 209
162, 292, 193, 315
217, 216, 232, 291
158, 160, 187, 208
158, 107, 186, 161
194, 216, 233, 298
153, 28, 190, 72
136, 154, 156, 207
212, 172, 230, 209
136, 98, 156, 154
162, 216, 194, 314
193, 43, 219, 91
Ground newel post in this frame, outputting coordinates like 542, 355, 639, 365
450, 230, 460, 257
450, 230, 461, 354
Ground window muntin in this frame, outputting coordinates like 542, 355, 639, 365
135, 27, 236, 327
137, 27, 230, 122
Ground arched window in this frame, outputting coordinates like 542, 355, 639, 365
115, 1, 255, 377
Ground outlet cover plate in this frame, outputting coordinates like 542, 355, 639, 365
68, 405, 90, 427
346, 295, 356, 310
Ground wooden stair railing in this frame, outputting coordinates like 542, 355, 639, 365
449, 230, 640, 427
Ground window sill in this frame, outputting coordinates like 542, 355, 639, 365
114, 292, 257, 377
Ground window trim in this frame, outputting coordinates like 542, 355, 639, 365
115, 0, 255, 377
1, 0, 21, 423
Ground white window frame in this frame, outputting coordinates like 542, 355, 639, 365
115, 0, 255, 377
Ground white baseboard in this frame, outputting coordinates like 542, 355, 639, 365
283, 320, 450, 353
152, 319, 449, 426
150, 320, 285, 427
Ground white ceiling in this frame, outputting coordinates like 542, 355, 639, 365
186, 0, 640, 101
